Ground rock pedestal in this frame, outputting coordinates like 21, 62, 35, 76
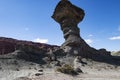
52, 0, 110, 57
52, 0, 84, 48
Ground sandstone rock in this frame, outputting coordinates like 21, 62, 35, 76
52, 0, 110, 59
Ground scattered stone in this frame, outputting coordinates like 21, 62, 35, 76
34, 67, 37, 70
29, 67, 31, 69
13, 60, 18, 65
74, 67, 83, 73
38, 69, 43, 72
55, 61, 61, 66
16, 68, 20, 71
35, 73, 43, 76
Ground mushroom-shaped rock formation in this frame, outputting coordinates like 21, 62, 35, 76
52, 0, 110, 58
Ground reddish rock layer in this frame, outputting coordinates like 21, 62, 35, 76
0, 37, 58, 55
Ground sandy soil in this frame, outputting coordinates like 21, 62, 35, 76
0, 52, 120, 80
0, 60, 120, 80
1, 67, 120, 80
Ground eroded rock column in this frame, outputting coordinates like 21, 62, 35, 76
52, 0, 110, 57
52, 0, 85, 54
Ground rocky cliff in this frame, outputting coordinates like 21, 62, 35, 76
0, 37, 58, 55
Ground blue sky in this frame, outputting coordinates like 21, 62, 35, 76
0, 0, 120, 51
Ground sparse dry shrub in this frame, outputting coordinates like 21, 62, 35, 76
56, 64, 78, 75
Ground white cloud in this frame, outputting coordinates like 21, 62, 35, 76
33, 38, 48, 43
85, 39, 93, 44
88, 34, 93, 37
109, 36, 120, 40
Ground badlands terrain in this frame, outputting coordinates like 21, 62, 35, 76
0, 37, 120, 80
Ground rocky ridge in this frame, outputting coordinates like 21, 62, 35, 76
0, 37, 58, 55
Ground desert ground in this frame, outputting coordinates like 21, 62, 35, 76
0, 51, 120, 80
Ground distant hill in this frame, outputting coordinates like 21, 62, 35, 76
0, 37, 58, 55
111, 51, 120, 56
